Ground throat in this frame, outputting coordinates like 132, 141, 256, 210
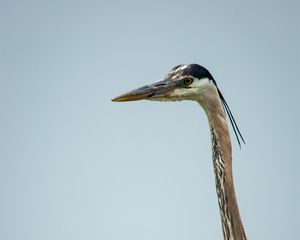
209, 122, 247, 240
210, 126, 234, 239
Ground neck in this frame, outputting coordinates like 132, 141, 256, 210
196, 86, 247, 240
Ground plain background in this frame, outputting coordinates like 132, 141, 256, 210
1, 0, 299, 239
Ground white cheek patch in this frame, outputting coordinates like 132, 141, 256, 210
190, 77, 212, 89
172, 88, 196, 97
171, 77, 214, 98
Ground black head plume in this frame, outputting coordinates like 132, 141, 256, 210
212, 79, 245, 148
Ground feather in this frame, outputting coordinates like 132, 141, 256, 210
217, 88, 245, 148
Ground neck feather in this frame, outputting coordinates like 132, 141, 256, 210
196, 86, 247, 240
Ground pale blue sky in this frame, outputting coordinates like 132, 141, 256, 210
0, 0, 299, 239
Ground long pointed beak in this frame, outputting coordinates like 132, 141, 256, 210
112, 79, 177, 102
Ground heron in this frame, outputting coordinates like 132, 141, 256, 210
112, 64, 247, 240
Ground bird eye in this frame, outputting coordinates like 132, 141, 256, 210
184, 78, 193, 85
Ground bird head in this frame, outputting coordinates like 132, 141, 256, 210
112, 63, 245, 147
112, 64, 216, 102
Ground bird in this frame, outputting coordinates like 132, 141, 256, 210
112, 64, 247, 240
